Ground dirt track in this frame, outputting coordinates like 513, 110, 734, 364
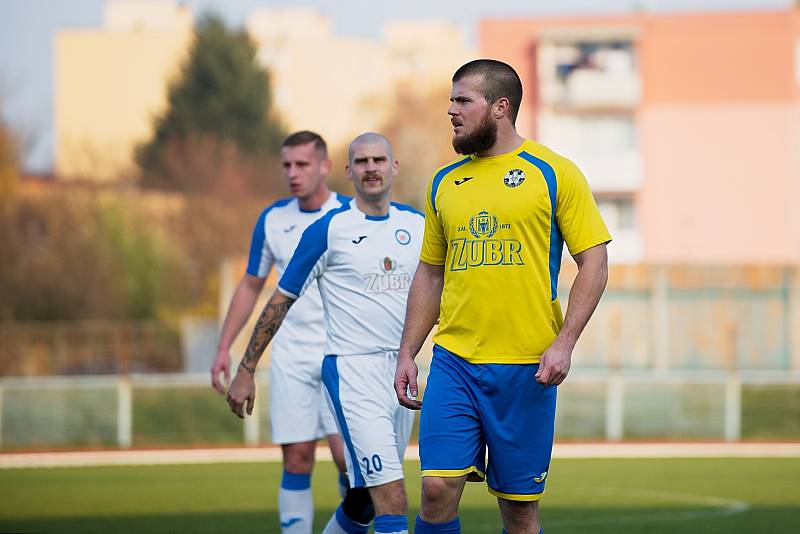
2, 442, 799, 469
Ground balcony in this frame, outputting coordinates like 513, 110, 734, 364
538, 37, 640, 111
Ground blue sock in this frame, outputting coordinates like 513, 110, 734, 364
415, 515, 460, 533
323, 503, 369, 534
374, 514, 408, 534
281, 471, 311, 490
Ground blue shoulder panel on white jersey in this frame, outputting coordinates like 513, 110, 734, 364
279, 202, 351, 297
391, 201, 424, 218
336, 193, 352, 205
246, 197, 293, 276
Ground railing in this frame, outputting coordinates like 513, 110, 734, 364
1, 265, 798, 449
1, 370, 798, 450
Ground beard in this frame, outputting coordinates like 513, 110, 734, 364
452, 110, 498, 155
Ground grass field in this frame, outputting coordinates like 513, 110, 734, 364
1, 457, 798, 533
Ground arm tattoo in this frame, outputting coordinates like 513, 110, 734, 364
243, 298, 294, 368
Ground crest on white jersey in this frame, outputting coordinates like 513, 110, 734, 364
395, 229, 411, 246
381, 256, 397, 273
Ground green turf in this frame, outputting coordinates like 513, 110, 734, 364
0, 457, 798, 533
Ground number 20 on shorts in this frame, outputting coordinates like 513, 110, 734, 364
361, 454, 382, 475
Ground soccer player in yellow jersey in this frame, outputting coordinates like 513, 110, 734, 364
394, 59, 611, 534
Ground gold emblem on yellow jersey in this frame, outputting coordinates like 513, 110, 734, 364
469, 210, 498, 238
451, 209, 523, 271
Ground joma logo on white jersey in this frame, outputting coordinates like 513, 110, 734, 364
363, 272, 412, 293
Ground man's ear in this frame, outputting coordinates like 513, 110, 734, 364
321, 158, 332, 175
494, 97, 510, 120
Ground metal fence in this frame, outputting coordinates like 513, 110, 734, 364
1, 264, 798, 449
1, 370, 798, 450
564, 265, 800, 370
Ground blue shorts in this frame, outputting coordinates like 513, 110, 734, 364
419, 344, 557, 501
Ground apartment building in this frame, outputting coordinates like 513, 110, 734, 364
480, 7, 800, 263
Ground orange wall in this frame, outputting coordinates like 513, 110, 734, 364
640, 11, 797, 103
638, 10, 800, 262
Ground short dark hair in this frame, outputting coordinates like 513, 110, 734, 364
452, 59, 523, 125
282, 130, 328, 158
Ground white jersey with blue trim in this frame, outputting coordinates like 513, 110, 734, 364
278, 198, 425, 357
246, 192, 349, 361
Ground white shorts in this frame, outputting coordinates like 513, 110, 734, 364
321, 352, 415, 488
269, 349, 338, 444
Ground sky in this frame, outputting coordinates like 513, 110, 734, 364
0, 0, 792, 172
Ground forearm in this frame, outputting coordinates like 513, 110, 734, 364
240, 290, 295, 372
556, 245, 608, 349
217, 276, 265, 351
399, 261, 444, 360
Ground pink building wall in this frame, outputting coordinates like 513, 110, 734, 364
639, 105, 797, 262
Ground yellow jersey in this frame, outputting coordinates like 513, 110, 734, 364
420, 139, 611, 364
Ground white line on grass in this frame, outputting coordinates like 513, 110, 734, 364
546, 487, 750, 527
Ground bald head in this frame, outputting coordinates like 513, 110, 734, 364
348, 132, 393, 165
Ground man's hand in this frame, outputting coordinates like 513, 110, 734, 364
226, 364, 256, 418
535, 243, 607, 387
535, 340, 572, 386
395, 355, 422, 410
211, 348, 231, 394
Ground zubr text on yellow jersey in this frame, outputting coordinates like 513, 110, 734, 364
449, 209, 525, 271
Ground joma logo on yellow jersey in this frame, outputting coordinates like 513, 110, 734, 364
449, 238, 524, 271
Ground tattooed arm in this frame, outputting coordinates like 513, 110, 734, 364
226, 290, 295, 418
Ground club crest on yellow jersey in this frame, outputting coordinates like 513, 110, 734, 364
469, 210, 498, 238
450, 210, 523, 271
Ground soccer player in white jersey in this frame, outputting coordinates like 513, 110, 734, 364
227, 132, 424, 534
211, 131, 372, 534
